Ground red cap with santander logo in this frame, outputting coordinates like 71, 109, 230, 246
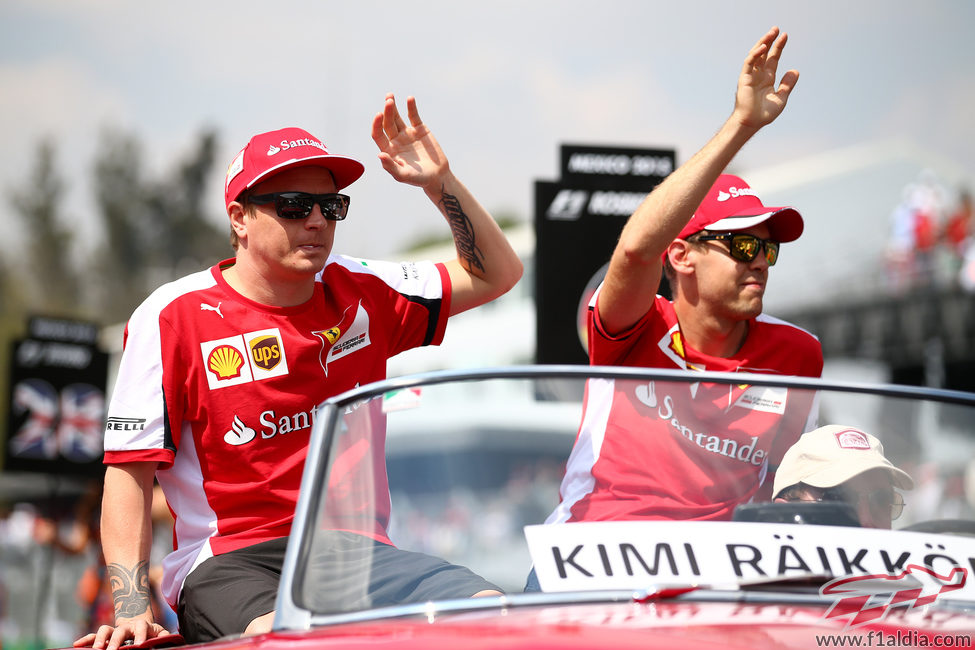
224, 127, 364, 209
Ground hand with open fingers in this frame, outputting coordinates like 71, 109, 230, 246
371, 93, 449, 189
73, 617, 170, 650
734, 26, 799, 130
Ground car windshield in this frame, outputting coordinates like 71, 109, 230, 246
276, 367, 975, 627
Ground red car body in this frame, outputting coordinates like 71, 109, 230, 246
63, 367, 975, 650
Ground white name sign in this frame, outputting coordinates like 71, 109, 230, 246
525, 521, 975, 601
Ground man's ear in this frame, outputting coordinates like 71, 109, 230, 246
667, 239, 695, 275
228, 202, 248, 241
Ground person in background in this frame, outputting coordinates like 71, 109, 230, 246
945, 188, 973, 287
773, 424, 914, 529
32, 480, 113, 632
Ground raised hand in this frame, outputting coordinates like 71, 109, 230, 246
734, 26, 799, 130
371, 93, 449, 189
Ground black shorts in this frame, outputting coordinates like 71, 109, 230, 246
177, 533, 500, 643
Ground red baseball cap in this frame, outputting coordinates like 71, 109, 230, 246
676, 174, 804, 243
224, 127, 365, 209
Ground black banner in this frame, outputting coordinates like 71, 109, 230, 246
534, 144, 675, 365
559, 144, 675, 189
4, 316, 109, 477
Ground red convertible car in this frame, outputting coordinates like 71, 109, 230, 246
68, 366, 975, 649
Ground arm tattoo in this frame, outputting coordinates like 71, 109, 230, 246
108, 561, 153, 619
439, 189, 485, 274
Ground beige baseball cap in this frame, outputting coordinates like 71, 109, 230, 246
773, 425, 915, 498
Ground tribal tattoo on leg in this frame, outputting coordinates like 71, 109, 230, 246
440, 189, 485, 274
107, 561, 153, 619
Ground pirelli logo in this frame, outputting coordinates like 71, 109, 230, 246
106, 417, 146, 432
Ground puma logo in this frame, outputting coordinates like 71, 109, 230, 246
201, 302, 224, 318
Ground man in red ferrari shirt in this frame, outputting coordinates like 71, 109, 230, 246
544, 27, 823, 531
79, 94, 521, 647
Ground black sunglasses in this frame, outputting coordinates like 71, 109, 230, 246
247, 192, 350, 221
691, 232, 780, 266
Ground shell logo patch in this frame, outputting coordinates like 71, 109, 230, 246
208, 345, 244, 380
201, 328, 289, 390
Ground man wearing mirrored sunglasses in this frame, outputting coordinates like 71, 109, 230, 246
85, 94, 521, 647
773, 425, 915, 529
545, 28, 824, 532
